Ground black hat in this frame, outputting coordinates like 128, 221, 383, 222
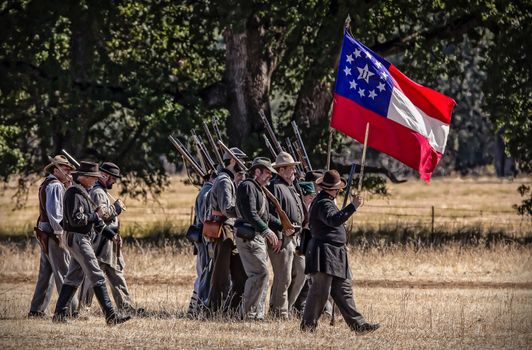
305, 170, 324, 182
72, 161, 101, 178
316, 170, 346, 190
100, 162, 122, 179
249, 157, 277, 174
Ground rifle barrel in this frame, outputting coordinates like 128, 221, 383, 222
259, 110, 283, 153
61, 149, 80, 168
168, 135, 207, 178
203, 122, 224, 165
291, 121, 313, 172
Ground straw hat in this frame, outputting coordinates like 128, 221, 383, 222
44, 155, 75, 173
273, 152, 300, 169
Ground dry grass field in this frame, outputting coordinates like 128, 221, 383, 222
0, 176, 531, 349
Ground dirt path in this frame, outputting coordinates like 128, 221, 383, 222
1, 274, 530, 290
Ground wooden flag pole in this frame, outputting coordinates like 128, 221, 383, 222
357, 123, 370, 193
326, 129, 333, 170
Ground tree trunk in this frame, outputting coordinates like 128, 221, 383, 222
223, 15, 276, 151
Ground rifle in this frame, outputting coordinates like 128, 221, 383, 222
342, 164, 356, 209
61, 149, 80, 168
259, 110, 283, 154
262, 134, 277, 159
291, 121, 313, 172
168, 135, 207, 178
192, 131, 217, 173
212, 118, 224, 145
203, 122, 224, 166
217, 140, 295, 233
285, 138, 304, 176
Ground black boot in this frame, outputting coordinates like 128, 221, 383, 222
93, 284, 131, 325
52, 284, 78, 323
352, 322, 381, 335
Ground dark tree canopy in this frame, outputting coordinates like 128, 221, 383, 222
0, 0, 530, 198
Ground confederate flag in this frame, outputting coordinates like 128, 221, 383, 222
330, 32, 456, 182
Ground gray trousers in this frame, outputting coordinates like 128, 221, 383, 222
267, 237, 295, 317
188, 239, 210, 316
29, 237, 79, 313
288, 252, 306, 310
235, 235, 269, 320
63, 232, 106, 288
79, 261, 134, 312
302, 272, 366, 330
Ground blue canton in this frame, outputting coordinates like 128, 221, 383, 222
334, 33, 394, 119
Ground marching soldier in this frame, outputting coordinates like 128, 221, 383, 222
301, 170, 379, 334
206, 147, 248, 315
28, 155, 78, 318
267, 152, 305, 319
52, 162, 130, 325
187, 170, 216, 318
78, 162, 140, 315
234, 158, 281, 320
287, 181, 316, 314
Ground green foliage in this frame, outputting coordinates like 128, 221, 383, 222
513, 185, 532, 217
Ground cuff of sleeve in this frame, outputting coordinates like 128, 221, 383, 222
89, 213, 99, 223
345, 203, 356, 213
113, 202, 122, 215
260, 229, 270, 237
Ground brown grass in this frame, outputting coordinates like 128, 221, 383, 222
1, 176, 531, 237
1, 242, 531, 349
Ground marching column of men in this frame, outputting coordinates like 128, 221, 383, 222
28, 156, 136, 325
29, 146, 379, 334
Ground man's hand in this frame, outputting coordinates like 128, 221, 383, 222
57, 233, 66, 250
95, 206, 104, 218
351, 193, 364, 209
265, 229, 280, 252
283, 227, 295, 236
114, 234, 123, 248
114, 199, 126, 212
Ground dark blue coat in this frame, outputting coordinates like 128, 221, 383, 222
305, 191, 356, 279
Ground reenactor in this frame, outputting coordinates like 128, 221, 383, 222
267, 152, 305, 319
300, 170, 379, 334
52, 162, 130, 325
187, 170, 216, 318
206, 148, 248, 315
78, 162, 141, 315
28, 155, 78, 318
234, 157, 281, 320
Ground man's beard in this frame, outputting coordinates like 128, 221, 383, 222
233, 163, 244, 173
106, 182, 114, 190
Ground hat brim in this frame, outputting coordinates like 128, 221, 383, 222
100, 168, 122, 179
315, 176, 347, 190
73, 171, 101, 178
273, 161, 301, 169
249, 163, 278, 174
44, 162, 75, 173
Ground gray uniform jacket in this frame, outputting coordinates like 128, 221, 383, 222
90, 181, 124, 270
38, 175, 65, 235
267, 177, 304, 238
305, 191, 356, 279
195, 181, 213, 226
209, 169, 237, 239
236, 178, 282, 236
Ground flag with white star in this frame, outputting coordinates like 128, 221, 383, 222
331, 31, 456, 182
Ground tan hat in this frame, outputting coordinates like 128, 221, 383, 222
273, 151, 300, 169
316, 170, 347, 190
249, 157, 277, 174
44, 155, 75, 173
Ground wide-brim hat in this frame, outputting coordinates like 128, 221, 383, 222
223, 147, 247, 161
249, 157, 277, 174
100, 162, 122, 179
44, 155, 75, 173
316, 170, 346, 190
72, 161, 101, 178
273, 151, 300, 169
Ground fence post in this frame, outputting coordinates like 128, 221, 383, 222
431, 206, 435, 235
